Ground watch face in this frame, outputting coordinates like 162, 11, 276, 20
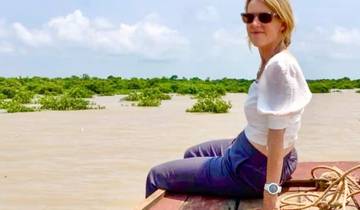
269, 184, 278, 193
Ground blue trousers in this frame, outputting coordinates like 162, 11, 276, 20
145, 131, 298, 198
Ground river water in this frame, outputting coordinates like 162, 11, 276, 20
0, 92, 359, 210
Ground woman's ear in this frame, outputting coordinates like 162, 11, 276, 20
281, 23, 286, 33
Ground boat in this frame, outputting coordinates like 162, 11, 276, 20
134, 161, 360, 210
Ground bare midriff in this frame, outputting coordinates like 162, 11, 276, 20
249, 140, 295, 158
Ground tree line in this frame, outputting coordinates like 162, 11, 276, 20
0, 75, 359, 113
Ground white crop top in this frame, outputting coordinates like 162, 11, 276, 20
244, 51, 312, 148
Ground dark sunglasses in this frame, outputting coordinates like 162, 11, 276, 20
241, 12, 277, 24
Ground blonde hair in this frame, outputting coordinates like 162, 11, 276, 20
245, 0, 295, 47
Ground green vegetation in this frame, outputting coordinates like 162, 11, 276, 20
124, 91, 142, 101
307, 77, 360, 93
65, 87, 93, 98
138, 97, 161, 107
0, 93, 6, 100
0, 75, 358, 113
124, 88, 171, 107
308, 82, 330, 93
39, 95, 90, 111
13, 90, 35, 104
0, 100, 35, 113
187, 91, 232, 113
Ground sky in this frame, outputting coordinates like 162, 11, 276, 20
0, 0, 359, 80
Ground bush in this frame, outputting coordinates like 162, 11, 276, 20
137, 97, 161, 107
127, 78, 147, 89
0, 87, 17, 98
0, 100, 35, 113
158, 83, 173, 93
65, 87, 93, 98
34, 83, 64, 95
337, 83, 354, 89
177, 84, 199, 95
187, 93, 232, 113
39, 95, 90, 110
124, 88, 171, 103
84, 80, 114, 96
13, 90, 35, 104
194, 91, 222, 99
308, 82, 330, 93
132, 88, 170, 107
142, 88, 171, 100
0, 100, 6, 109
213, 85, 227, 96
0, 93, 6, 100
124, 91, 142, 101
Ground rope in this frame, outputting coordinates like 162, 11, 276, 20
279, 164, 360, 210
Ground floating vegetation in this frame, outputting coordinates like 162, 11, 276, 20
138, 97, 161, 107
187, 91, 232, 113
124, 88, 171, 107
0, 100, 36, 113
39, 95, 90, 111
124, 91, 142, 101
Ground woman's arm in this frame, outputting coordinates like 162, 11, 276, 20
262, 128, 285, 210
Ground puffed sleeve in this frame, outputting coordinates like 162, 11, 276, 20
257, 59, 312, 129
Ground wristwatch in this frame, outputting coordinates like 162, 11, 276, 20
264, 183, 282, 195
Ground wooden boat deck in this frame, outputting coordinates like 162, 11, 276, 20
135, 161, 360, 210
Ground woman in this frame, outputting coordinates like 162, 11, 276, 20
145, 0, 312, 209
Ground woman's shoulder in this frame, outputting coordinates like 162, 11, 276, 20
265, 50, 302, 76
268, 50, 299, 67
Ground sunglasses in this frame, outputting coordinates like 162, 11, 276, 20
241, 12, 277, 24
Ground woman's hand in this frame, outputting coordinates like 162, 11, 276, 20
262, 192, 279, 210
263, 128, 284, 210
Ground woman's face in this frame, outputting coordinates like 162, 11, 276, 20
246, 0, 284, 50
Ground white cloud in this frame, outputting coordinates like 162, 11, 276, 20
0, 19, 9, 38
0, 42, 15, 53
93, 17, 115, 30
196, 6, 220, 22
48, 10, 90, 42
9, 10, 189, 60
330, 27, 360, 45
293, 26, 360, 61
129, 20, 189, 59
329, 51, 356, 60
13, 22, 52, 47
0, 21, 16, 53
213, 28, 246, 47
207, 28, 249, 60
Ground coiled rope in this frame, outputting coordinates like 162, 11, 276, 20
279, 165, 360, 210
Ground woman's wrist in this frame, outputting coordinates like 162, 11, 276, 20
263, 192, 279, 210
